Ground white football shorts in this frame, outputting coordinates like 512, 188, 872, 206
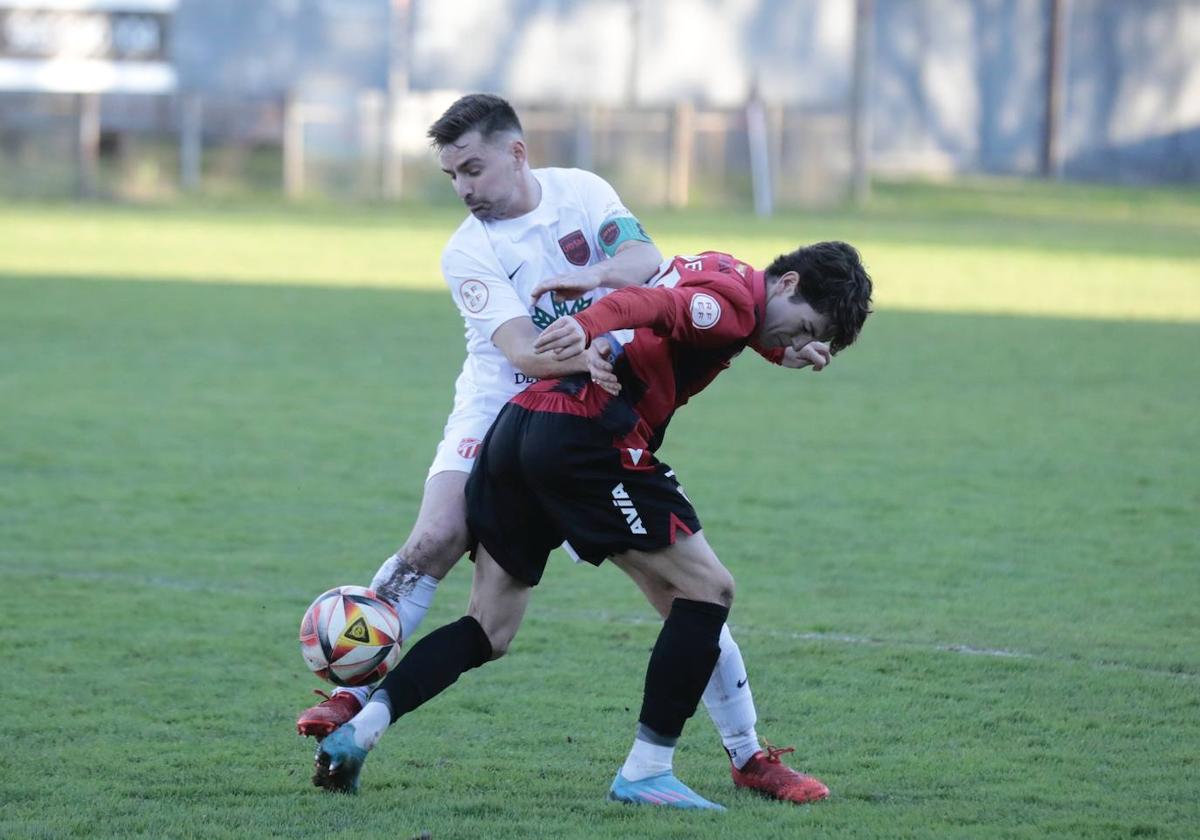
426, 402, 498, 480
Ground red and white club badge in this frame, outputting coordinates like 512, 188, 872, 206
457, 438, 482, 459
459, 280, 489, 313
689, 293, 721, 329
558, 230, 590, 266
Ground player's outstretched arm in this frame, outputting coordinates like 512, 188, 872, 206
530, 241, 662, 302
492, 316, 590, 379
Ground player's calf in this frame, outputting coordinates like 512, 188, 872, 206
466, 548, 533, 661
612, 597, 729, 808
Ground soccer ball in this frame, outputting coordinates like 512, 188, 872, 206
299, 586, 402, 687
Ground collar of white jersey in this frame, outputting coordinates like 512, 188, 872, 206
484, 169, 560, 235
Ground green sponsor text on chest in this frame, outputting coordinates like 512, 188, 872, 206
532, 296, 593, 329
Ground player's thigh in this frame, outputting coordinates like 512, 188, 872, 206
467, 545, 533, 659
613, 529, 735, 609
396, 399, 498, 579
610, 558, 670, 619
466, 405, 567, 588
395, 470, 471, 578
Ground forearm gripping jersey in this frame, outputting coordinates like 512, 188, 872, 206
512, 251, 782, 453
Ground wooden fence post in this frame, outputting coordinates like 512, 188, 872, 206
669, 100, 694, 208
283, 94, 304, 198
179, 94, 203, 192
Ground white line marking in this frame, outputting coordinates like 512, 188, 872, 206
531, 608, 1198, 683
9, 566, 1196, 682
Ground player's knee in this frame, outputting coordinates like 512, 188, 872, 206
704, 567, 736, 609
485, 633, 511, 660
716, 576, 735, 609
670, 569, 733, 609
468, 611, 516, 660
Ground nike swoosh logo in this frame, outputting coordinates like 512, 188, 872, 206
736, 677, 748, 689
507, 262, 524, 281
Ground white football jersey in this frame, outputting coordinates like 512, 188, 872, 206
441, 167, 639, 416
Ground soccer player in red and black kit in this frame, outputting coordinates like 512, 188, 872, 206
313, 242, 872, 809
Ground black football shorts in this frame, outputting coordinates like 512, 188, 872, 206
465, 402, 702, 586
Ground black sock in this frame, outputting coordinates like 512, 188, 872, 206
638, 598, 730, 739
370, 615, 493, 723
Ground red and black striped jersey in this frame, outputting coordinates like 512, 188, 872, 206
511, 251, 782, 454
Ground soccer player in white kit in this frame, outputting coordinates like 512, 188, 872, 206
298, 94, 826, 803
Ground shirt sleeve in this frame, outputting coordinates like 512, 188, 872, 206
752, 343, 786, 365
442, 244, 530, 341
574, 274, 757, 349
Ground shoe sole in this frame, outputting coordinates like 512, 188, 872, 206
297, 720, 338, 739
607, 790, 725, 810
734, 781, 829, 804
311, 750, 358, 794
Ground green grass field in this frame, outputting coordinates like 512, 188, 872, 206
2, 180, 1198, 839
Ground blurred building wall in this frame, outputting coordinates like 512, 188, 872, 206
871, 0, 1051, 176
3, 0, 1197, 191
408, 0, 854, 109
870, 0, 1200, 182
400, 0, 1199, 183
142, 0, 1200, 184
173, 0, 388, 98
1062, 0, 1200, 182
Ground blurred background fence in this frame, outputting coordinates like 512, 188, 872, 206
1, 0, 1197, 208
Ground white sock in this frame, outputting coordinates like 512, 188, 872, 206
701, 624, 761, 769
370, 553, 441, 640
620, 736, 675, 781
331, 684, 371, 706
330, 567, 440, 708
395, 574, 439, 640
348, 699, 391, 751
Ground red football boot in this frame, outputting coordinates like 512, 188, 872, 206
296, 690, 363, 739
731, 742, 830, 804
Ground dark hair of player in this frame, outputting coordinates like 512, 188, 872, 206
427, 94, 523, 150
766, 241, 873, 353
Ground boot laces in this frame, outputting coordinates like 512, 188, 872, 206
761, 740, 796, 764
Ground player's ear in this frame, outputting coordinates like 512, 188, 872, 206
776, 270, 800, 296
510, 137, 527, 169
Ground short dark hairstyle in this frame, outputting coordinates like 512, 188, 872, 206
766, 241, 872, 353
427, 94, 523, 150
